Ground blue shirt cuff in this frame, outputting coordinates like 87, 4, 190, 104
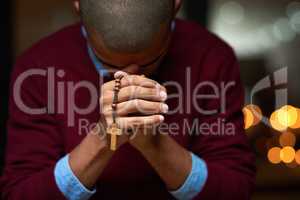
54, 154, 96, 200
170, 153, 208, 200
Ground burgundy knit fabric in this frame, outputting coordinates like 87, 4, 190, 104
0, 19, 255, 200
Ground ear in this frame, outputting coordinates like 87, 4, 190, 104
174, 0, 182, 14
73, 0, 80, 13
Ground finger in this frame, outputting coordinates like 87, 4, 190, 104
99, 90, 114, 106
121, 75, 160, 88
116, 99, 169, 116
100, 86, 167, 107
114, 71, 128, 79
102, 74, 162, 91
117, 115, 165, 129
118, 86, 167, 102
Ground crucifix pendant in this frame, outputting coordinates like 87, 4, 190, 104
107, 123, 122, 151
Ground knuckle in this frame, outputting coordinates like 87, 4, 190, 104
149, 88, 158, 96
128, 86, 138, 97
123, 75, 133, 85
156, 103, 163, 112
144, 102, 155, 111
131, 75, 140, 84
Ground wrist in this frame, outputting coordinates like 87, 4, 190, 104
86, 124, 113, 156
68, 130, 113, 190
136, 134, 165, 157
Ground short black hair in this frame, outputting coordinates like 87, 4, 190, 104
80, 0, 174, 53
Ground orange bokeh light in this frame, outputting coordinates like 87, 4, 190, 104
277, 105, 298, 128
270, 110, 288, 131
280, 146, 296, 163
245, 104, 262, 126
295, 150, 300, 165
279, 132, 296, 147
243, 107, 254, 129
267, 147, 281, 164
290, 108, 300, 129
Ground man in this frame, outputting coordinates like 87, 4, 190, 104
0, 0, 256, 199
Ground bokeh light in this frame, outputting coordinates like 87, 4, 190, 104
268, 147, 281, 164
279, 132, 296, 147
272, 18, 296, 42
270, 110, 288, 131
295, 150, 300, 165
286, 1, 300, 18
277, 105, 298, 127
287, 1, 300, 33
280, 146, 296, 164
219, 1, 245, 25
243, 104, 263, 129
245, 104, 262, 126
290, 108, 300, 129
243, 107, 254, 129
289, 11, 300, 33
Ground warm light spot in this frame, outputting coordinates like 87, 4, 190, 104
295, 150, 300, 165
290, 108, 300, 129
280, 146, 296, 163
267, 147, 281, 164
245, 104, 262, 126
277, 105, 298, 127
279, 132, 296, 147
270, 110, 288, 131
243, 107, 254, 129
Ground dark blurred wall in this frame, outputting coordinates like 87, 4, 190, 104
0, 0, 12, 173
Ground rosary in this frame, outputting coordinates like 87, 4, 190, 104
106, 74, 123, 151
106, 73, 145, 151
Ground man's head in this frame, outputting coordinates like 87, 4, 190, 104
75, 0, 182, 74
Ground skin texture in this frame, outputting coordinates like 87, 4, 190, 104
69, 0, 191, 191
80, 0, 174, 54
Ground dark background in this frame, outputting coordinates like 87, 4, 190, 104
1, 1, 300, 199
0, 0, 12, 173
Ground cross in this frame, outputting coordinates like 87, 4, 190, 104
106, 123, 122, 151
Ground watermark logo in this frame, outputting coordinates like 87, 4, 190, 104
11, 66, 252, 137
249, 67, 288, 127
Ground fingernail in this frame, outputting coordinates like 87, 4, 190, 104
161, 104, 169, 113
159, 115, 165, 122
160, 91, 167, 101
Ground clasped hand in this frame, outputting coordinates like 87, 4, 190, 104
98, 71, 168, 151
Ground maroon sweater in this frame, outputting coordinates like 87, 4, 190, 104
0, 19, 255, 200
